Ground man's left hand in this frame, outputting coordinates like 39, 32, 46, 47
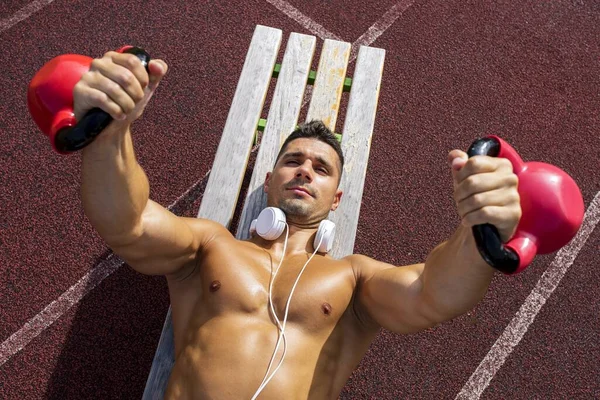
448, 150, 522, 243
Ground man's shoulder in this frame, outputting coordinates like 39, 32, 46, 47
343, 253, 404, 283
343, 253, 373, 264
179, 217, 237, 250
342, 253, 379, 271
181, 217, 232, 236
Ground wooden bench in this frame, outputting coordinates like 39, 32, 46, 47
142, 24, 385, 399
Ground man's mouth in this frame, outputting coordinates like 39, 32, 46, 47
287, 186, 313, 197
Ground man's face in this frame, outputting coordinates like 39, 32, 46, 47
265, 138, 343, 226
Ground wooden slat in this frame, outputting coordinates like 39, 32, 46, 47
329, 45, 385, 259
237, 32, 317, 240
142, 308, 175, 400
142, 25, 282, 399
305, 39, 351, 132
197, 25, 282, 224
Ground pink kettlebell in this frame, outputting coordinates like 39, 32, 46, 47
467, 136, 584, 274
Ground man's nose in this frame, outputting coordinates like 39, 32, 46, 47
296, 161, 313, 181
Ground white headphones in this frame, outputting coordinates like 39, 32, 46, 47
249, 207, 336, 399
249, 207, 336, 253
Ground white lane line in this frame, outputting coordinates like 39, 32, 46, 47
0, 254, 122, 366
298, 0, 414, 109
263, 0, 342, 41
455, 191, 600, 400
0, 0, 417, 366
350, 0, 415, 62
0, 167, 212, 367
0, 0, 56, 33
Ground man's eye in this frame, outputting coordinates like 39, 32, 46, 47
287, 160, 299, 165
317, 168, 328, 174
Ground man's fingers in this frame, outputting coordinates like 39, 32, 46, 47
110, 52, 150, 90
461, 204, 522, 242
448, 150, 468, 189
456, 187, 520, 220
147, 59, 168, 90
448, 150, 467, 166
454, 172, 519, 204
448, 148, 521, 242
91, 54, 145, 104
86, 71, 137, 118
74, 52, 168, 124
76, 84, 127, 121
454, 156, 513, 185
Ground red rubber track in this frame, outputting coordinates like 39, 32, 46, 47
1, 0, 598, 398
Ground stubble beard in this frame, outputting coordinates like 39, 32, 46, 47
279, 198, 313, 218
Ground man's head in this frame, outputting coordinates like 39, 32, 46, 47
264, 120, 344, 226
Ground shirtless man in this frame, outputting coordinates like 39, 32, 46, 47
76, 52, 521, 399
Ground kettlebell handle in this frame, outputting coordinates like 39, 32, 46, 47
467, 137, 520, 274
54, 47, 151, 153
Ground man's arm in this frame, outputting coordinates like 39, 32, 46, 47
350, 226, 494, 334
351, 151, 521, 334
81, 126, 229, 276
78, 51, 227, 277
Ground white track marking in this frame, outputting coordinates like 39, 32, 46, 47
5, 1, 592, 397
0, 168, 212, 367
0, 254, 122, 366
263, 0, 342, 41
1, 0, 416, 367
455, 191, 600, 399
350, 0, 415, 61
0, 0, 56, 33
298, 0, 414, 109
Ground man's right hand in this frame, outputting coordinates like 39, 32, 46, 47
73, 50, 168, 125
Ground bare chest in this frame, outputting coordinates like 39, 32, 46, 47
196, 246, 355, 330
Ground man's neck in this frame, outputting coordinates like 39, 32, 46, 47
251, 223, 319, 257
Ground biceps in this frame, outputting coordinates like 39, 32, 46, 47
360, 264, 438, 333
112, 200, 211, 275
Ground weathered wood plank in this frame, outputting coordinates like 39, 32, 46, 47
197, 25, 282, 224
328, 45, 385, 259
237, 32, 317, 240
305, 39, 351, 132
142, 308, 175, 400
142, 25, 282, 399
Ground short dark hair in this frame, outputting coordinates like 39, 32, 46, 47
274, 120, 345, 180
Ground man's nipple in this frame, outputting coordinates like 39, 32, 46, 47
209, 280, 222, 292
321, 302, 332, 316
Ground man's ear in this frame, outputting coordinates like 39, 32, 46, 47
330, 189, 343, 211
264, 172, 272, 193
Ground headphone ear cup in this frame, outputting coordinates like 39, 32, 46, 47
314, 220, 335, 253
255, 207, 287, 240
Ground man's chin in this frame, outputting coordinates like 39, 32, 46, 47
279, 200, 312, 217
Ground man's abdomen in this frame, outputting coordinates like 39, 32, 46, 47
165, 313, 335, 399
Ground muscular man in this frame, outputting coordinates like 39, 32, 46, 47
76, 52, 521, 399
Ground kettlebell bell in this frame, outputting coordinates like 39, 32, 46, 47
27, 46, 151, 154
467, 136, 584, 274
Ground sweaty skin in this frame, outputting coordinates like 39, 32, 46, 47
164, 138, 378, 399
75, 53, 521, 399
164, 236, 375, 399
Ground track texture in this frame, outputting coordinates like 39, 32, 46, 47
1, 0, 598, 398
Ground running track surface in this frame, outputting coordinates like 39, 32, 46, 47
1, 1, 599, 399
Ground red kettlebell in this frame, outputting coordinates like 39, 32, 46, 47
27, 46, 151, 154
467, 136, 584, 274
